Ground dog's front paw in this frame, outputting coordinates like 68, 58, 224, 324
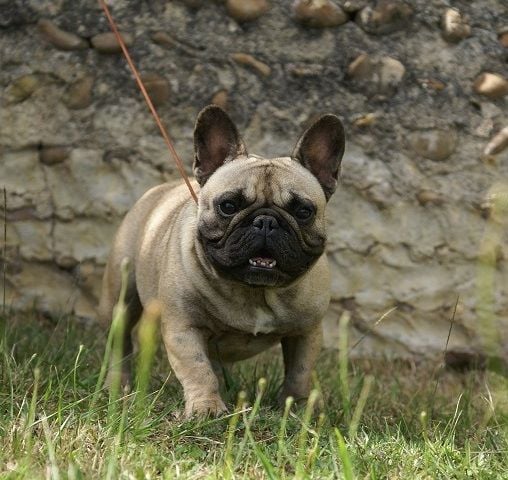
184, 396, 228, 418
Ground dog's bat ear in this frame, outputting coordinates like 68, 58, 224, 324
292, 114, 345, 200
193, 105, 247, 186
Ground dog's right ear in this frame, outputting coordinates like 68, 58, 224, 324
292, 114, 345, 201
193, 105, 247, 186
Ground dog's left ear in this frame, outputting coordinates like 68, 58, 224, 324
292, 114, 345, 200
193, 105, 247, 186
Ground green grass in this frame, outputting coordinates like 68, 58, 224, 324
1, 311, 507, 479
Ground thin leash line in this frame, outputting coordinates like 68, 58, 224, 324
98, 0, 198, 204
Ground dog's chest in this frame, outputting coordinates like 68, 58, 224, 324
206, 288, 309, 337
252, 307, 276, 335
233, 301, 290, 336
205, 295, 307, 362
215, 304, 279, 336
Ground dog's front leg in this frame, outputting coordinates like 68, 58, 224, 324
162, 321, 227, 418
280, 325, 322, 404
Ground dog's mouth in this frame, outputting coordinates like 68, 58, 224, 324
248, 257, 277, 269
248, 249, 277, 269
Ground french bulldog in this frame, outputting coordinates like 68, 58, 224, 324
99, 105, 345, 417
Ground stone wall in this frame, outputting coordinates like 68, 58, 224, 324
1, 0, 507, 359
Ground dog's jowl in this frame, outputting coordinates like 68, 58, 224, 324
99, 105, 345, 417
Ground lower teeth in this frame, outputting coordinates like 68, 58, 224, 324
249, 259, 276, 268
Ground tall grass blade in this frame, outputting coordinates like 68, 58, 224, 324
338, 312, 351, 423
349, 374, 373, 438
430, 296, 458, 419
295, 388, 320, 479
41, 415, 61, 480
134, 300, 161, 423
224, 390, 247, 480
244, 412, 277, 480
67, 458, 84, 480
24, 367, 40, 454
89, 259, 130, 415
476, 186, 508, 366
105, 394, 129, 480
334, 428, 354, 480
277, 395, 294, 473
107, 268, 130, 422
72, 344, 84, 399
235, 377, 267, 463
307, 412, 325, 472
348, 306, 397, 354
2, 186, 6, 319
419, 410, 428, 442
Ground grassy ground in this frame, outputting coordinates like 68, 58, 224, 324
0, 311, 507, 479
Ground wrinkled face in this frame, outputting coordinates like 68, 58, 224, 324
197, 156, 328, 287
191, 105, 345, 287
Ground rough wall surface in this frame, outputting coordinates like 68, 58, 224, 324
1, 0, 507, 359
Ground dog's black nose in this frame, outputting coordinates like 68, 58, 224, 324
253, 215, 279, 234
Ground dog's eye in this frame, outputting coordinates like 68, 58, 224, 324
218, 200, 238, 216
295, 206, 314, 221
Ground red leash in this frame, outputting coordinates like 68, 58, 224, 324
98, 0, 198, 203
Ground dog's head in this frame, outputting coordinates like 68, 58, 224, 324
194, 105, 345, 287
